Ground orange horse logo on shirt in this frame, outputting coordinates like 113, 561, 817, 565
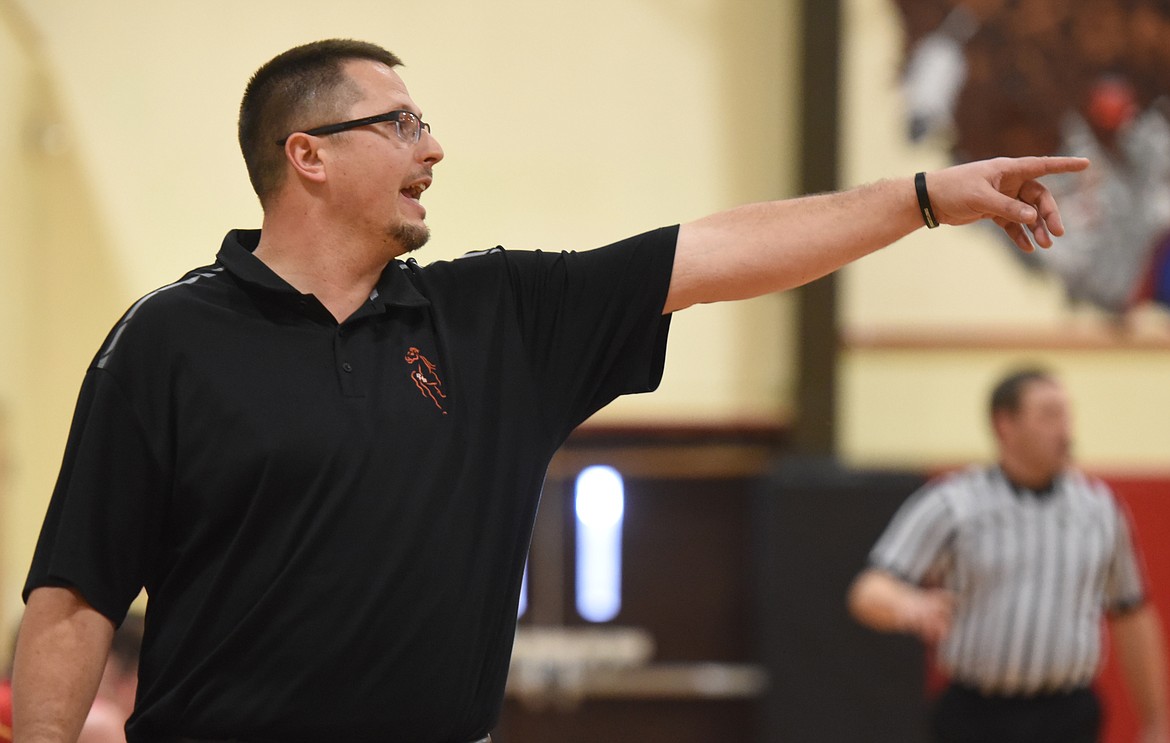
404, 347, 447, 415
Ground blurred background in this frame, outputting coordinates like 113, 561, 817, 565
2, 0, 1169, 741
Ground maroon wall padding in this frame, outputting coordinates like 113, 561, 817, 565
1093, 476, 1170, 743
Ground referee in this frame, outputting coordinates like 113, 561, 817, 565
848, 369, 1170, 743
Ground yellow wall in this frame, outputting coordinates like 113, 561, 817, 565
0, 1, 798, 628
839, 349, 1170, 471
0, 1, 131, 637
0, 9, 35, 642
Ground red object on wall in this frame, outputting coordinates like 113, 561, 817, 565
1096, 476, 1170, 743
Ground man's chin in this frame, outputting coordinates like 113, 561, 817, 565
393, 223, 431, 254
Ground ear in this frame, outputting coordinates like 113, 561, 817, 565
282, 132, 328, 185
990, 409, 1012, 443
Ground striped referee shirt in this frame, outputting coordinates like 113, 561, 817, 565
869, 465, 1146, 697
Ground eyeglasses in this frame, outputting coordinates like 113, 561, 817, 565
276, 109, 431, 146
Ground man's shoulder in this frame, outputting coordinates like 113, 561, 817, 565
1060, 468, 1120, 507
923, 464, 996, 496
397, 229, 676, 326
914, 465, 1004, 516
1061, 467, 1108, 490
402, 246, 569, 303
413, 225, 679, 276
118, 264, 228, 329
92, 263, 230, 372
395, 248, 512, 304
410, 245, 554, 274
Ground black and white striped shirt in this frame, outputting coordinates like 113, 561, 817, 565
870, 465, 1146, 696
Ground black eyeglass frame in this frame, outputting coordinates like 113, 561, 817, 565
276, 109, 431, 146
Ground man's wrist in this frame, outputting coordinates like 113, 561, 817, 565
914, 172, 940, 229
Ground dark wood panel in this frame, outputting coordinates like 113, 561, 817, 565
555, 477, 758, 663
495, 697, 758, 743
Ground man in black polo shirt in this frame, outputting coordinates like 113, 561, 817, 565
13, 39, 1088, 743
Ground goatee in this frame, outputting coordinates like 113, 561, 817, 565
393, 223, 431, 254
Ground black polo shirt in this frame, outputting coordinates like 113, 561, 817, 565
25, 225, 676, 743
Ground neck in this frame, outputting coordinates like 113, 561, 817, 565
254, 210, 403, 323
998, 457, 1059, 492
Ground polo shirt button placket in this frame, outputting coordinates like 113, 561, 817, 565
337, 356, 362, 395
333, 323, 356, 395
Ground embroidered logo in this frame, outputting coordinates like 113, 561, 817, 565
404, 346, 447, 415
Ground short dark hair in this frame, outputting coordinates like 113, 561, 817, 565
989, 368, 1056, 418
238, 39, 404, 205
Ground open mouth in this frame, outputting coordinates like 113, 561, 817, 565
401, 179, 429, 202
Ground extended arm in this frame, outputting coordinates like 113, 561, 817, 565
13, 587, 116, 743
1109, 605, 1170, 743
848, 567, 955, 645
664, 156, 1090, 313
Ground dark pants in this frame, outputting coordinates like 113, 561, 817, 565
932, 683, 1101, 743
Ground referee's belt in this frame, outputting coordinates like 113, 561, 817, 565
951, 680, 1094, 700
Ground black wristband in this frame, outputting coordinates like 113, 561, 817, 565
914, 171, 939, 229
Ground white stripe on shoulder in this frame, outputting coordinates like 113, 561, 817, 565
96, 268, 223, 369
456, 246, 504, 260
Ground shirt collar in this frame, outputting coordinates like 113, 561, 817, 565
216, 229, 430, 310
995, 464, 1061, 500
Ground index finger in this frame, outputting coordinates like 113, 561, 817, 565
1007, 156, 1091, 178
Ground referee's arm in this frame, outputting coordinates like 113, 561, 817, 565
1109, 604, 1170, 742
847, 568, 954, 645
1105, 495, 1170, 742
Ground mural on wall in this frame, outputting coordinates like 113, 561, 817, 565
892, 0, 1170, 314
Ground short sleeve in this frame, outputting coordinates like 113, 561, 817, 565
23, 367, 166, 625
1104, 497, 1147, 615
502, 226, 677, 436
868, 483, 956, 585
